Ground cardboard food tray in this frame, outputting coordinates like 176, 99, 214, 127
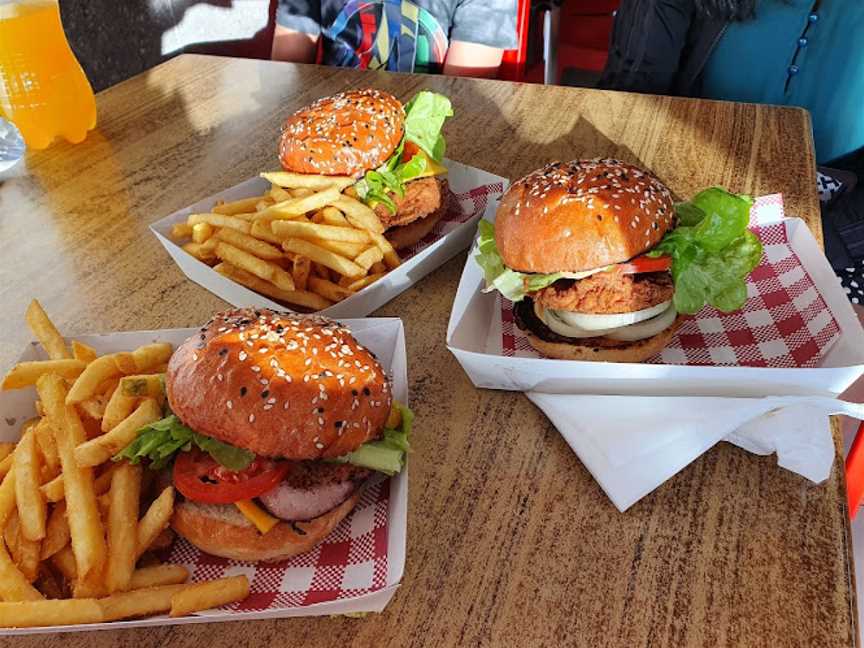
0, 318, 409, 635
151, 160, 507, 319
447, 195, 864, 397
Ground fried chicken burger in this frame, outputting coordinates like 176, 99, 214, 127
118, 308, 411, 562
279, 88, 453, 250
476, 159, 764, 362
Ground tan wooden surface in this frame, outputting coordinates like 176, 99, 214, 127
0, 54, 854, 647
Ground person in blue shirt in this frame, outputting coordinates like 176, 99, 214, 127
601, 0, 864, 167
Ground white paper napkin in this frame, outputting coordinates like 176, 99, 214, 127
525, 393, 864, 512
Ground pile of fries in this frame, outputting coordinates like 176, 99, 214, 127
169, 171, 402, 311
0, 301, 250, 629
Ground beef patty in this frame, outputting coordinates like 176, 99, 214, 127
532, 271, 673, 315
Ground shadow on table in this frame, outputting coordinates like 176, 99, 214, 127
440, 80, 645, 186
62, 0, 277, 92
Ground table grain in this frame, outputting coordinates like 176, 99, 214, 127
0, 54, 854, 647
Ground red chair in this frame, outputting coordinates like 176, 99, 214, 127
499, 0, 533, 82
500, 1, 619, 86
846, 421, 864, 518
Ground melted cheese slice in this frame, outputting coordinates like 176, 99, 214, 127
235, 499, 279, 534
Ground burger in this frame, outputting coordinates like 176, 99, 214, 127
279, 88, 453, 250
476, 158, 763, 362
117, 308, 411, 562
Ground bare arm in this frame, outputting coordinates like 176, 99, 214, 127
442, 40, 504, 78
271, 24, 318, 63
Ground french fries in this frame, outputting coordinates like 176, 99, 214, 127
214, 263, 333, 311
37, 374, 106, 580
13, 431, 46, 542
214, 242, 295, 291
332, 195, 385, 234
261, 171, 355, 191
0, 536, 43, 601
272, 220, 371, 244
71, 341, 99, 363
40, 502, 69, 560
65, 356, 120, 404
172, 172, 408, 311
187, 213, 252, 234
354, 245, 385, 271
308, 277, 355, 303
292, 255, 311, 291
101, 383, 138, 433
0, 468, 17, 528
129, 564, 189, 589
192, 222, 214, 244
105, 461, 141, 593
0, 598, 101, 627
136, 487, 174, 560
212, 195, 264, 215
25, 300, 70, 360
281, 238, 365, 278
75, 399, 162, 468
369, 231, 401, 269
257, 186, 343, 221
213, 227, 283, 260
34, 419, 59, 475
169, 575, 250, 617
0, 302, 259, 627
1, 359, 86, 390
0, 304, 264, 628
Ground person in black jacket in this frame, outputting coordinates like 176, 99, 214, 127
599, 0, 755, 96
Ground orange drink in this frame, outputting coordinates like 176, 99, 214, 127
0, 0, 97, 149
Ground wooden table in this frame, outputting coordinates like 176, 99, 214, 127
0, 54, 854, 647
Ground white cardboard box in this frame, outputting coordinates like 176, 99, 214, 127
151, 160, 507, 319
0, 318, 409, 634
447, 212, 864, 398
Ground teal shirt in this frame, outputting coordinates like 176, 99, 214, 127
701, 0, 864, 164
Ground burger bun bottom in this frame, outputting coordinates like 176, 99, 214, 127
171, 490, 363, 563
524, 315, 686, 363
385, 204, 445, 250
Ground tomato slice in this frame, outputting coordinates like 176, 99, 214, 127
173, 450, 291, 504
401, 140, 421, 163
616, 255, 672, 274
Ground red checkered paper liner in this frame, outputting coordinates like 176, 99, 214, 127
499, 195, 841, 368
164, 477, 390, 612
401, 180, 506, 259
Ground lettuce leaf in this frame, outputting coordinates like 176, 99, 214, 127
114, 415, 255, 471
403, 91, 453, 162
651, 187, 762, 314
331, 403, 413, 476
355, 91, 451, 214
474, 220, 563, 302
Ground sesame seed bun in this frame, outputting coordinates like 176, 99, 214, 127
523, 316, 685, 362
279, 89, 405, 177
495, 159, 675, 273
166, 309, 392, 461
172, 490, 363, 563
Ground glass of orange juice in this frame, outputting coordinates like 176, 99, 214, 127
0, 0, 97, 149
